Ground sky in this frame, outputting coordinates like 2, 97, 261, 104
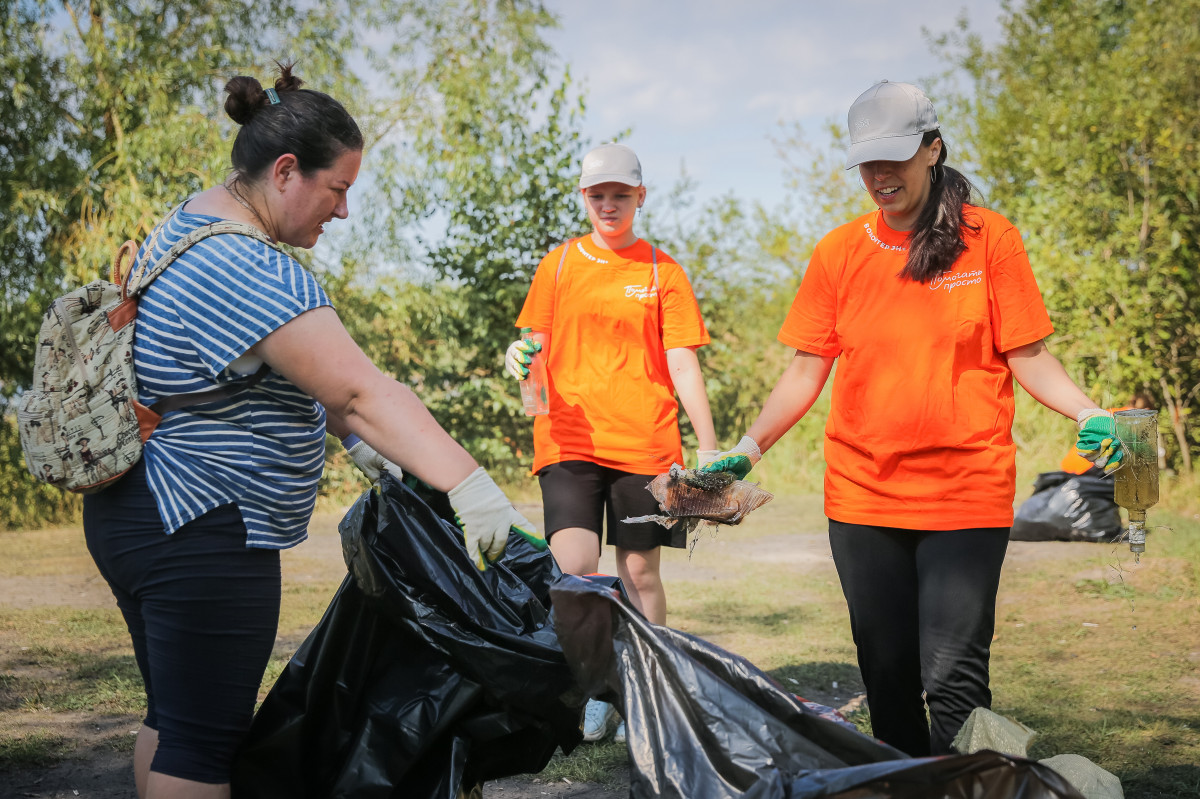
542, 0, 1010, 209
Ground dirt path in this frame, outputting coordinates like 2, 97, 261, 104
0, 496, 1092, 798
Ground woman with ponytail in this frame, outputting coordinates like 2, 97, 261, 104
83, 63, 541, 797
703, 81, 1118, 757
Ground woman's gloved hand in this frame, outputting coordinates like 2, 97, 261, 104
448, 467, 546, 570
345, 437, 404, 482
1076, 409, 1123, 474
696, 450, 720, 469
504, 338, 541, 380
700, 435, 762, 480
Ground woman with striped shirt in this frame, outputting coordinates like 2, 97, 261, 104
82, 65, 542, 799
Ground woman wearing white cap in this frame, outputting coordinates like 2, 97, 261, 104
703, 81, 1121, 756
504, 143, 718, 743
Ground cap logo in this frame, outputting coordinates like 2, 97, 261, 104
855, 118, 870, 130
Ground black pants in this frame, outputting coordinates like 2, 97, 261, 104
828, 520, 1010, 757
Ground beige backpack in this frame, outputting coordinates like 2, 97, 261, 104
18, 213, 276, 493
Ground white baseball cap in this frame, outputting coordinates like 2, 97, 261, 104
845, 81, 940, 169
579, 143, 643, 188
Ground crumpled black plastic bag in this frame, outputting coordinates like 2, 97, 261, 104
231, 474, 585, 799
1011, 470, 1122, 543
550, 575, 1085, 799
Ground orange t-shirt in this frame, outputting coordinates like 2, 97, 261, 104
515, 237, 709, 474
779, 208, 1054, 529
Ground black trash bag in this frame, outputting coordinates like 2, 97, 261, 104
1011, 470, 1122, 543
550, 575, 1084, 799
232, 474, 585, 799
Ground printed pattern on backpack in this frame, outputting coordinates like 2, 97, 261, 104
18, 279, 151, 492
17, 213, 278, 494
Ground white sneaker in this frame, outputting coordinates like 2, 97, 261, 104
613, 720, 626, 743
581, 699, 617, 742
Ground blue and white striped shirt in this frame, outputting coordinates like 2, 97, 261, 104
133, 203, 330, 549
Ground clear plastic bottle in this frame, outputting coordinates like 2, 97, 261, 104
518, 328, 549, 416
1113, 409, 1159, 554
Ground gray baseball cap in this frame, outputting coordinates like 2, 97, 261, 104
579, 143, 643, 188
844, 81, 940, 169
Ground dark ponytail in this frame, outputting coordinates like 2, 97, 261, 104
223, 61, 362, 184
900, 130, 980, 284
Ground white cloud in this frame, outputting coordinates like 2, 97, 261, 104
544, 0, 1010, 206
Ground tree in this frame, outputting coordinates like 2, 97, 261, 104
943, 0, 1200, 472
1, 0, 581, 524
1, 0, 367, 398
345, 0, 588, 479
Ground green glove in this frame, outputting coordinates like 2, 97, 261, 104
696, 449, 720, 470
504, 338, 541, 380
447, 467, 546, 570
700, 435, 762, 480
1075, 409, 1123, 474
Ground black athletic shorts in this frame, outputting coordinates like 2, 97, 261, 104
83, 459, 281, 783
538, 460, 684, 551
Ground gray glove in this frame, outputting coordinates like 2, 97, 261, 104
447, 467, 545, 570
346, 439, 404, 482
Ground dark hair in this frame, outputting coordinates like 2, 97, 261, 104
900, 130, 981, 284
223, 62, 362, 183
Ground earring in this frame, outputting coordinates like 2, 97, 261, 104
930, 165, 942, 184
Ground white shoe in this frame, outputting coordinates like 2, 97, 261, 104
581, 699, 617, 742
613, 720, 626, 743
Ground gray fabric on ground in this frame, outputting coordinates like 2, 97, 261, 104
1038, 754, 1124, 799
951, 707, 1037, 757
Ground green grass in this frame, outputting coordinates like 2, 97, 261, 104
0, 731, 73, 769
537, 739, 628, 785
1, 460, 1197, 797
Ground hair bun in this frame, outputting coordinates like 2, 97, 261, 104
274, 61, 305, 93
224, 76, 268, 125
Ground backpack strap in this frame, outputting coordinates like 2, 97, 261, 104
149, 363, 272, 414
121, 205, 280, 412
554, 238, 574, 283
124, 209, 278, 299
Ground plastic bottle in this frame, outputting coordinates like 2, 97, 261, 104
518, 328, 549, 416
1112, 409, 1159, 555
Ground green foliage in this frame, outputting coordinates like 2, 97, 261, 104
1, 0, 368, 526
650, 121, 868, 452
335, 0, 587, 480
942, 0, 1200, 473
642, 185, 796, 446
0, 415, 79, 530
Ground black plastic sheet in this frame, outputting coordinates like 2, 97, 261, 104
1011, 470, 1122, 543
550, 575, 1085, 799
231, 475, 585, 798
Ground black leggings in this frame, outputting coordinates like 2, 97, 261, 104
828, 520, 1010, 757
83, 459, 281, 784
